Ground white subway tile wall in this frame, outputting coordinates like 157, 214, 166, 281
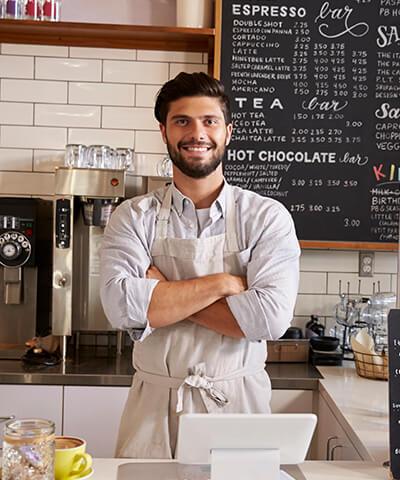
1, 79, 68, 103
35, 104, 101, 128
103, 60, 169, 84
69, 82, 135, 106
0, 55, 34, 79
0, 102, 33, 125
135, 84, 161, 107
35, 58, 102, 82
0, 43, 397, 333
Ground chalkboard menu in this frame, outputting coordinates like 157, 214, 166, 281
219, 0, 400, 245
389, 309, 400, 479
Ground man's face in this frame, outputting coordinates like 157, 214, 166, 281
159, 96, 232, 179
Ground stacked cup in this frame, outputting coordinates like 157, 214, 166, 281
64, 144, 135, 171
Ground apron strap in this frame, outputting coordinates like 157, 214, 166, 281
224, 186, 240, 253
154, 185, 173, 240
154, 183, 240, 250
134, 363, 265, 414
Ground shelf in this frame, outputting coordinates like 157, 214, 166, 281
0, 19, 215, 52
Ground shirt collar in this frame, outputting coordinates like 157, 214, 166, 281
171, 180, 227, 218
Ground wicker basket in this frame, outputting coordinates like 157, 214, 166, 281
353, 350, 388, 381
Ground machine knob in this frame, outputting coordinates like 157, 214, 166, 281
1, 241, 21, 261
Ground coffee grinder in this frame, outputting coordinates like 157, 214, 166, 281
0, 198, 52, 359
52, 167, 146, 361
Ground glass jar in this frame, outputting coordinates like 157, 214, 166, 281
24, 0, 41, 19
5, 0, 25, 19
2, 418, 55, 480
42, 0, 60, 21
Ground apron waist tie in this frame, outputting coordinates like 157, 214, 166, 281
135, 362, 265, 414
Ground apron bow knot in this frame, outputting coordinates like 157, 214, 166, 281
176, 362, 229, 413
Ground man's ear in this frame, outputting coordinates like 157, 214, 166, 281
225, 123, 233, 145
159, 123, 167, 144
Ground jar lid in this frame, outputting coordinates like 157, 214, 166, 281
5, 418, 55, 439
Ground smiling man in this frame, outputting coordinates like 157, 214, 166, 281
100, 72, 300, 459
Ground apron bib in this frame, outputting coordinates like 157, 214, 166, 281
116, 185, 271, 459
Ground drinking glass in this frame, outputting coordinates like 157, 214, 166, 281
2, 418, 55, 480
5, 0, 24, 18
86, 145, 111, 169
157, 155, 173, 177
42, 0, 60, 20
64, 144, 87, 168
115, 148, 134, 170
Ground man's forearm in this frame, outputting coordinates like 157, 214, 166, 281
190, 299, 245, 339
147, 273, 244, 328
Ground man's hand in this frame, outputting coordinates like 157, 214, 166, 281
146, 265, 167, 282
225, 274, 247, 296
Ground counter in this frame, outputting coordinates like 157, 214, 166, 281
318, 365, 389, 463
0, 347, 321, 389
90, 459, 389, 480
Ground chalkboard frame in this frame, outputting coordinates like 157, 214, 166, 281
212, 0, 398, 252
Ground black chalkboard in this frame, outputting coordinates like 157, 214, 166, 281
389, 309, 400, 479
219, 0, 400, 245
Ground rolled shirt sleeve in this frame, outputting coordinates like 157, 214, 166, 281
100, 198, 158, 342
226, 202, 300, 342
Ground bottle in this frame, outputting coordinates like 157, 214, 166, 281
25, 0, 41, 19
5, 0, 24, 19
42, 0, 60, 21
2, 418, 55, 480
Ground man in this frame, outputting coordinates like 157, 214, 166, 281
100, 72, 300, 459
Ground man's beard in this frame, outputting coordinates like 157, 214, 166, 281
166, 138, 227, 179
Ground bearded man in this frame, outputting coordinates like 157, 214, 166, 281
100, 72, 300, 458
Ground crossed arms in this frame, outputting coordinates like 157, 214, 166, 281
100, 199, 300, 343
146, 266, 246, 338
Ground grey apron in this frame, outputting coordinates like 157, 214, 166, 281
115, 185, 271, 459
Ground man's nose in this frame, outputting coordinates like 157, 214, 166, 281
190, 120, 206, 141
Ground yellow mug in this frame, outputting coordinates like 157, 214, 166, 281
54, 436, 92, 480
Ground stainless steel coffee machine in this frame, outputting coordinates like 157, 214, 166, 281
0, 198, 52, 358
52, 167, 146, 360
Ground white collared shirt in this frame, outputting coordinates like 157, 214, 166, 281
99, 181, 300, 342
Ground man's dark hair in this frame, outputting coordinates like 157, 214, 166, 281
154, 72, 231, 125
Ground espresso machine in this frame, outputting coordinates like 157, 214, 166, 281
0, 198, 52, 359
52, 167, 146, 360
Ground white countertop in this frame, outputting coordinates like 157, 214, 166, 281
318, 365, 389, 463
91, 459, 389, 480
88, 365, 390, 479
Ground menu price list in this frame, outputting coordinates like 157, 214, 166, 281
388, 310, 400, 480
220, 0, 400, 243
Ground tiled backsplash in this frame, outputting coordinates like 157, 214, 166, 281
0, 43, 208, 174
0, 43, 397, 334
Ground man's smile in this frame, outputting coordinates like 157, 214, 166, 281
179, 141, 214, 156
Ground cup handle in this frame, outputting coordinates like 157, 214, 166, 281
67, 453, 92, 479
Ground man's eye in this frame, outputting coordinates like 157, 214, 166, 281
176, 119, 188, 126
206, 119, 218, 125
